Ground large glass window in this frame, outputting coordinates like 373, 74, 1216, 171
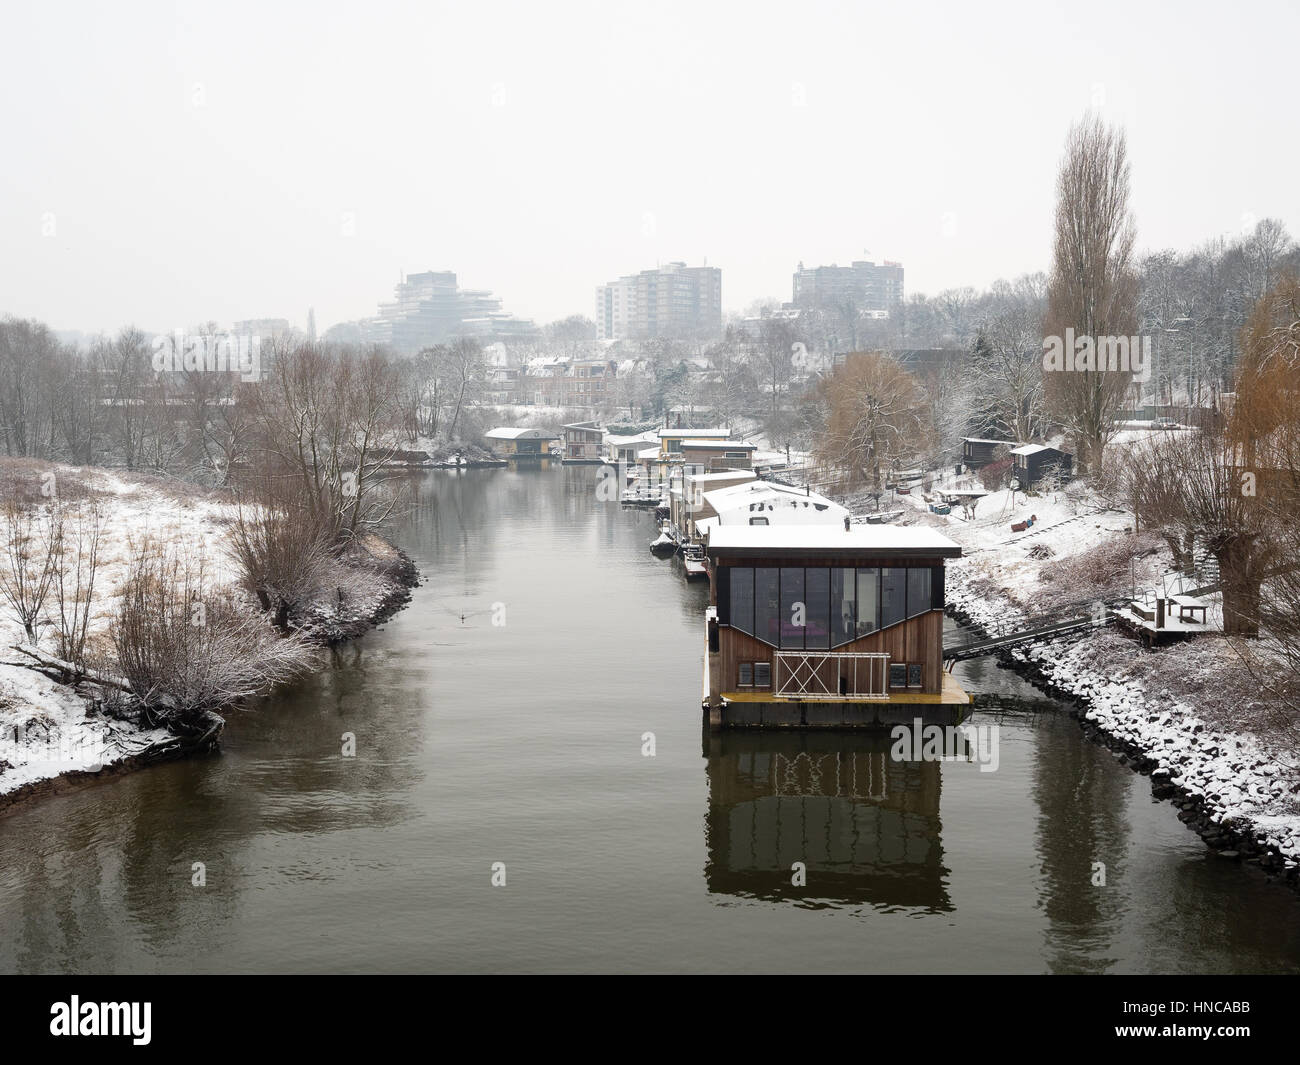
805, 568, 830, 649
881, 568, 906, 629
754, 568, 781, 646
856, 568, 879, 637
832, 568, 855, 647
730, 567, 753, 636
780, 568, 805, 650
907, 567, 932, 619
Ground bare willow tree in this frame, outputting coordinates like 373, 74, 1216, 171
1131, 428, 1271, 637
245, 339, 404, 546
814, 351, 930, 489
1044, 115, 1140, 473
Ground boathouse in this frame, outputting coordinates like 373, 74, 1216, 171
702, 526, 969, 727
484, 427, 558, 457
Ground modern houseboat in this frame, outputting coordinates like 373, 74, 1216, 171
701, 525, 970, 728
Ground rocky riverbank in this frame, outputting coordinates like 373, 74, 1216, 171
947, 590, 1300, 893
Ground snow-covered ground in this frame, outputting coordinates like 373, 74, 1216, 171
0, 463, 412, 808
0, 466, 242, 804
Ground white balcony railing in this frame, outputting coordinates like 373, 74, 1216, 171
773, 651, 890, 700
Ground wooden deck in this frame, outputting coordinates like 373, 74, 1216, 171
720, 672, 970, 706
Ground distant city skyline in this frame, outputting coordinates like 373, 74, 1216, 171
3, 1, 1298, 339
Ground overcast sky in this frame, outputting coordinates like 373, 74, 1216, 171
3, 0, 1296, 338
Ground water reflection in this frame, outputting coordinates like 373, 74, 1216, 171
704, 730, 951, 912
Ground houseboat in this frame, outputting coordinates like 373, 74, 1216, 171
561, 421, 606, 464
692, 481, 849, 543
701, 525, 970, 728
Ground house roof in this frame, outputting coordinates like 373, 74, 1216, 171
608, 431, 658, 447
684, 470, 758, 485
705, 525, 962, 559
681, 439, 756, 450
705, 488, 849, 526
485, 427, 558, 440
657, 427, 730, 439
1010, 444, 1052, 456
562, 422, 604, 433
963, 437, 1017, 446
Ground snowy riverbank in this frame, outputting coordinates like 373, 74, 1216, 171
0, 463, 417, 814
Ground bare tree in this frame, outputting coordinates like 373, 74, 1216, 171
814, 352, 930, 489
1043, 114, 1140, 473
0, 500, 59, 641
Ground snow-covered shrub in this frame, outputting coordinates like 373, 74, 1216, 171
1035, 529, 1163, 611
111, 542, 316, 728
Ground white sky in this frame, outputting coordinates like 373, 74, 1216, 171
2, 0, 1296, 337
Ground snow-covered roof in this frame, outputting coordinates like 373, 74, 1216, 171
705, 525, 962, 558
704, 479, 839, 508
963, 438, 1016, 446
608, 431, 657, 447
637, 446, 660, 459
485, 427, 558, 440
704, 482, 849, 525
562, 422, 604, 433
658, 427, 730, 439
681, 439, 756, 450
1010, 444, 1051, 456
684, 470, 757, 485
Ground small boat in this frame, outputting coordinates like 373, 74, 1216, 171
650, 528, 677, 557
682, 545, 708, 581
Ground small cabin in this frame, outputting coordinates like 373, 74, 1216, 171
961, 438, 1016, 469
561, 421, 605, 463
484, 427, 558, 457
606, 431, 658, 466
703, 526, 969, 728
1010, 444, 1073, 486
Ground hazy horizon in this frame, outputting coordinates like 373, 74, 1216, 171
3, 0, 1297, 338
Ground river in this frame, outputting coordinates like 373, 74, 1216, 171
2, 465, 1298, 973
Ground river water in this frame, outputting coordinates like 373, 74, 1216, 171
2, 466, 1298, 973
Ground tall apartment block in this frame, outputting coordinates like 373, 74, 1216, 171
363, 270, 536, 352
791, 260, 904, 313
595, 262, 722, 341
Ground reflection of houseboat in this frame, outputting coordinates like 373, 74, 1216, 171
682, 544, 708, 580
703, 730, 950, 911
702, 526, 970, 727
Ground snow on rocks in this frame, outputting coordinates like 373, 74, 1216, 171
945, 557, 1300, 884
